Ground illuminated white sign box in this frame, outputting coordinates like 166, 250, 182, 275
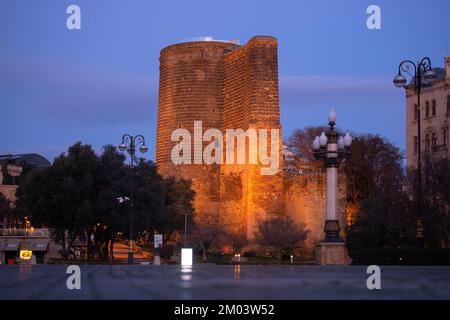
181, 248, 193, 266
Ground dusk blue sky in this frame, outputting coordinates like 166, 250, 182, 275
1, 0, 449, 162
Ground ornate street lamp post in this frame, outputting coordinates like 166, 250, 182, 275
393, 57, 436, 248
118, 134, 148, 264
312, 109, 352, 264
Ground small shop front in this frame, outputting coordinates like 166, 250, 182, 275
0, 239, 49, 264
0, 239, 21, 264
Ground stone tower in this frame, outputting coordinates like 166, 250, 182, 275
156, 36, 284, 238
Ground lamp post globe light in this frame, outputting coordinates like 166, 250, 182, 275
393, 57, 436, 248
312, 109, 352, 265
118, 134, 148, 264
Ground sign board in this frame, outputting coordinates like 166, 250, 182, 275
154, 234, 163, 248
181, 248, 193, 266
20, 250, 32, 260
7, 164, 23, 177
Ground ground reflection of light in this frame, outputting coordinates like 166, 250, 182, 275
180, 266, 192, 288
181, 274, 192, 281
19, 264, 32, 282
234, 265, 240, 280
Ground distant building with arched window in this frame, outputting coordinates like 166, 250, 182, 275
405, 56, 450, 168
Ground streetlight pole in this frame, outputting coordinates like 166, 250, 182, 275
181, 210, 191, 247
118, 134, 148, 264
393, 57, 437, 248
312, 109, 352, 242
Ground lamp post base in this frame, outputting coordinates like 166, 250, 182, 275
323, 220, 341, 242
416, 237, 424, 248
128, 252, 134, 264
316, 220, 349, 265
315, 242, 349, 265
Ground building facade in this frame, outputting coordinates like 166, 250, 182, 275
406, 56, 450, 168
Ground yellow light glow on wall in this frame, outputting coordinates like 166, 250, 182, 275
20, 250, 32, 260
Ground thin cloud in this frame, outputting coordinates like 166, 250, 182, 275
279, 74, 399, 107
0, 57, 158, 126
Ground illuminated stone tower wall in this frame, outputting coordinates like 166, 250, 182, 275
156, 40, 239, 225
220, 36, 284, 239
156, 36, 283, 236
155, 36, 343, 248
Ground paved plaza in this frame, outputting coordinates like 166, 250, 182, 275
0, 264, 449, 300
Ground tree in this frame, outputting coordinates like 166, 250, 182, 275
157, 176, 195, 242
286, 126, 341, 162
192, 223, 223, 261
227, 230, 248, 254
346, 153, 450, 253
256, 217, 309, 260
286, 128, 406, 224
343, 135, 417, 253
346, 190, 416, 254
17, 142, 100, 258
0, 193, 10, 228
419, 155, 450, 247
344, 134, 405, 225
16, 142, 193, 261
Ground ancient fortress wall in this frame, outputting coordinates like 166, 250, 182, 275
155, 36, 346, 248
156, 40, 240, 164
284, 173, 347, 249
220, 36, 284, 239
156, 41, 239, 225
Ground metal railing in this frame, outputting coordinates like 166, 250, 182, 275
0, 228, 50, 237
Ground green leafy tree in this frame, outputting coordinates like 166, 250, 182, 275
16, 142, 194, 261
157, 176, 195, 242
17, 142, 99, 257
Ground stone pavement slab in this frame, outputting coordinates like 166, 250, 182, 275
0, 265, 449, 300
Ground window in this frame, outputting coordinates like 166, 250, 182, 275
414, 104, 418, 120
432, 100, 436, 116
425, 101, 430, 117
425, 134, 430, 150
447, 95, 450, 115
443, 129, 448, 146
414, 136, 418, 154
431, 132, 437, 149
